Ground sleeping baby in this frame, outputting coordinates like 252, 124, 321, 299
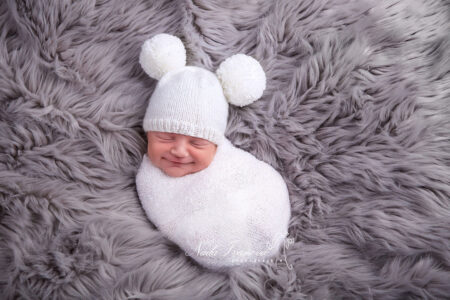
135, 34, 291, 271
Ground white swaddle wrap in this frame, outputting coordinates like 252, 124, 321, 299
136, 138, 291, 270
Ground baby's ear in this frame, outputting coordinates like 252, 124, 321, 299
139, 33, 187, 80
216, 54, 266, 107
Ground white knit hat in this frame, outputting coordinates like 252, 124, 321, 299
140, 33, 266, 145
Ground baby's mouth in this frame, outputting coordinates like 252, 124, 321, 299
163, 157, 193, 165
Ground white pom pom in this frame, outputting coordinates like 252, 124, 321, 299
139, 34, 186, 80
216, 54, 266, 107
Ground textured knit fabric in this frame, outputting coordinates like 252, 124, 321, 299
135, 138, 291, 270
143, 66, 228, 145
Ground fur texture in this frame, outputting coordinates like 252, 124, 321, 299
0, 0, 449, 299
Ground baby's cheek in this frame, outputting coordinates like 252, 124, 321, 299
146, 143, 154, 158
199, 147, 216, 167
147, 143, 162, 163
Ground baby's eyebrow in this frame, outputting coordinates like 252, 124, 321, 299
156, 132, 174, 138
190, 138, 210, 144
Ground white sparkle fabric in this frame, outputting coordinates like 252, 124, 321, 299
135, 138, 291, 270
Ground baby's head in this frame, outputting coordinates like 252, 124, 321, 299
146, 131, 217, 177
141, 62, 226, 177
139, 34, 266, 177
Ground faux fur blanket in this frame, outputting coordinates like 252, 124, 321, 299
1, 0, 449, 299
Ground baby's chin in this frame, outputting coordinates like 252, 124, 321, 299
163, 168, 189, 177
162, 165, 197, 177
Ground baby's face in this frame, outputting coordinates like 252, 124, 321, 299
147, 131, 217, 177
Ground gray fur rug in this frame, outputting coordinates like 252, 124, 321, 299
1, 0, 449, 299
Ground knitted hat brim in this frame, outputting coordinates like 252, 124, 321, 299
143, 118, 224, 145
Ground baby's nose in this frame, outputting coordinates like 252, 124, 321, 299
170, 143, 189, 157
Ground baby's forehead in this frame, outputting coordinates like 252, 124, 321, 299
148, 131, 208, 141
149, 131, 189, 137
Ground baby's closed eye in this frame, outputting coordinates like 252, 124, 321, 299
190, 139, 210, 147
156, 132, 175, 141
